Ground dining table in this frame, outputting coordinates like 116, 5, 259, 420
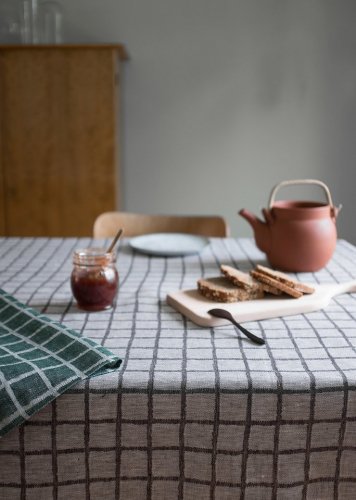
0, 236, 356, 500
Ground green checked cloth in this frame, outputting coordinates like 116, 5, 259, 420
0, 288, 122, 437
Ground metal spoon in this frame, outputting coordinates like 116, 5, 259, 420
208, 308, 265, 345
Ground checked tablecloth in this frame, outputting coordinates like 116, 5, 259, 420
0, 237, 356, 500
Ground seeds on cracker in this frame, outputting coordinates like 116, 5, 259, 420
221, 265, 261, 291
196, 264, 314, 303
250, 270, 303, 298
254, 265, 315, 294
221, 265, 282, 295
197, 277, 264, 303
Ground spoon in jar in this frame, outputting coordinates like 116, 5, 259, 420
208, 308, 265, 345
107, 228, 124, 254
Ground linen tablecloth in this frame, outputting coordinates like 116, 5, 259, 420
0, 237, 356, 500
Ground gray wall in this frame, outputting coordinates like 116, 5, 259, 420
12, 1, 356, 241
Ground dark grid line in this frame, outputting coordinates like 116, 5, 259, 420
11, 413, 356, 427
238, 339, 253, 500
260, 322, 284, 500
178, 257, 187, 500
223, 239, 259, 500
209, 327, 220, 500
84, 379, 91, 500
2, 475, 356, 489
201, 247, 221, 500
100, 239, 133, 347
19, 424, 25, 500
51, 400, 58, 500
333, 297, 356, 500
63, 385, 356, 395
279, 316, 317, 500
2, 443, 356, 457
146, 256, 168, 500
115, 252, 149, 500
39, 238, 82, 315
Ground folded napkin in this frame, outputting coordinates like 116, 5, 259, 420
0, 289, 121, 437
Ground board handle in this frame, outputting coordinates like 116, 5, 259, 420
332, 280, 356, 296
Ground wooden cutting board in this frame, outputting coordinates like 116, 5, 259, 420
166, 280, 356, 326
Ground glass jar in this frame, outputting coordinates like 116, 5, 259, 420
39, 0, 63, 44
71, 248, 118, 312
0, 0, 22, 43
21, 0, 40, 43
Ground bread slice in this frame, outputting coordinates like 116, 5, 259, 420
221, 265, 261, 291
250, 270, 303, 298
197, 277, 265, 303
221, 264, 282, 296
255, 265, 315, 294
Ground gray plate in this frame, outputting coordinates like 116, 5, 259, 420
129, 233, 209, 257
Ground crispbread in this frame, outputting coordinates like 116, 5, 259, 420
221, 264, 282, 295
197, 277, 265, 303
255, 265, 315, 294
259, 282, 283, 296
221, 265, 262, 291
250, 270, 303, 298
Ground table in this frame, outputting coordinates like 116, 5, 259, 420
0, 237, 356, 500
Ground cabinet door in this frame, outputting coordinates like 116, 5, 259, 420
1, 48, 120, 236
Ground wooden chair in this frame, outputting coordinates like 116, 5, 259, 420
93, 212, 229, 238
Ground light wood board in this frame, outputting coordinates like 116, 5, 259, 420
166, 281, 356, 326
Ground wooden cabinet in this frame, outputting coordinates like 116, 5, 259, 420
0, 44, 128, 236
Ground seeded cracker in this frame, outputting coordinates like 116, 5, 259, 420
254, 264, 315, 294
250, 270, 303, 298
221, 265, 282, 295
221, 265, 262, 291
197, 277, 265, 303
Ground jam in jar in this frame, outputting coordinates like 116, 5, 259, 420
71, 248, 118, 311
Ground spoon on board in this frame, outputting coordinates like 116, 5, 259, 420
208, 308, 265, 345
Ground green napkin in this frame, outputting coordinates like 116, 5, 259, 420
0, 288, 121, 437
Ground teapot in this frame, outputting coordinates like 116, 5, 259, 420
239, 179, 341, 272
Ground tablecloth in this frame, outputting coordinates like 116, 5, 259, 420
0, 236, 356, 500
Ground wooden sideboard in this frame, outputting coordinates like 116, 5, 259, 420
0, 44, 128, 236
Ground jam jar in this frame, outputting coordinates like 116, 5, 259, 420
70, 248, 118, 311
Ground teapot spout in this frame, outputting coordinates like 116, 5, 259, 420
238, 208, 271, 254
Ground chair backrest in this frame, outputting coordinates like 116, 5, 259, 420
93, 212, 229, 238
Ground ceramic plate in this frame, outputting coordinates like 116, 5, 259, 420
129, 233, 209, 257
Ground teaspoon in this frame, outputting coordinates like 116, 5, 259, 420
107, 228, 124, 254
208, 308, 265, 345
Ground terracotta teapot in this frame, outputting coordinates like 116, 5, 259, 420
239, 179, 342, 272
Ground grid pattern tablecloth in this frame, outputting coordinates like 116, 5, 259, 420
0, 237, 356, 500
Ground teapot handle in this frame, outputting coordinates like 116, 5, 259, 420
268, 179, 342, 218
